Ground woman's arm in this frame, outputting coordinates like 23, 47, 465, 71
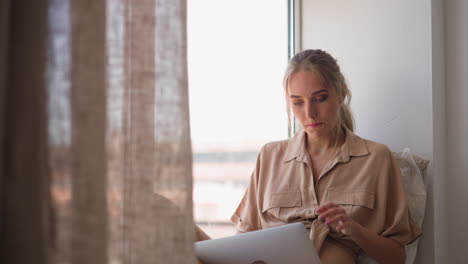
350, 223, 405, 264
316, 203, 405, 264
195, 225, 211, 241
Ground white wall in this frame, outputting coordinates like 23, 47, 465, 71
301, 0, 433, 156
300, 0, 468, 263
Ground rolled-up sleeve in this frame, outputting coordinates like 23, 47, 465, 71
379, 148, 423, 246
231, 147, 265, 233
231, 186, 257, 233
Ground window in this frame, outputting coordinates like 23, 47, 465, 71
188, 0, 289, 238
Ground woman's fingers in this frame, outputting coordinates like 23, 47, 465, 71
317, 206, 346, 221
323, 212, 346, 225
315, 202, 337, 214
315, 203, 355, 235
336, 220, 351, 235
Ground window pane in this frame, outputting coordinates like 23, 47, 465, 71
188, 0, 288, 238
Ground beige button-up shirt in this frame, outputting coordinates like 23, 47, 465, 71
231, 129, 422, 263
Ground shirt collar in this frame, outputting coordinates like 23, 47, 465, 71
337, 128, 369, 163
282, 129, 307, 163
282, 128, 369, 163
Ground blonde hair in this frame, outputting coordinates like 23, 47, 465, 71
283, 49, 355, 135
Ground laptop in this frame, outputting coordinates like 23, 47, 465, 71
194, 222, 321, 264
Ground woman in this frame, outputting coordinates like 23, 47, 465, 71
229, 49, 422, 264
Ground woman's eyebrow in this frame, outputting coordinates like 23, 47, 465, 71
289, 89, 328, 98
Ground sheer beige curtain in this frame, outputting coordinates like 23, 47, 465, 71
1, 0, 195, 263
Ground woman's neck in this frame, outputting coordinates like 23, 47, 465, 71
305, 128, 345, 157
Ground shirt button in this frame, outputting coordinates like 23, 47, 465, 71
307, 209, 313, 214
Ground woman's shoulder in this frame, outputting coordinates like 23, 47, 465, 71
350, 135, 399, 179
259, 138, 290, 155
343, 128, 392, 157
353, 134, 393, 158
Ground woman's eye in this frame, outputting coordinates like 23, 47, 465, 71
292, 101, 303, 106
313, 95, 328, 103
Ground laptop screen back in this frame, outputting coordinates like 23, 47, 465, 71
195, 222, 321, 264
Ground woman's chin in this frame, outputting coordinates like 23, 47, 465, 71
304, 127, 334, 140
304, 128, 324, 137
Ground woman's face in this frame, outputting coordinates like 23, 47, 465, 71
287, 70, 342, 141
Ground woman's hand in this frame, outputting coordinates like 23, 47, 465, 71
315, 202, 362, 237
315, 202, 406, 264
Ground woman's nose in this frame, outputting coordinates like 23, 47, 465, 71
306, 103, 317, 119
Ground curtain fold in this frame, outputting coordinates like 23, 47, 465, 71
1, 0, 195, 263
70, 1, 108, 263
1, 1, 50, 263
122, 0, 158, 262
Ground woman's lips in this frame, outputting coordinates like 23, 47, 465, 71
307, 123, 322, 128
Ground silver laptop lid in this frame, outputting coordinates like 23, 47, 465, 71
195, 222, 321, 264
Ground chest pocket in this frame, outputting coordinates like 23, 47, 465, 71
262, 191, 302, 222
325, 189, 375, 219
